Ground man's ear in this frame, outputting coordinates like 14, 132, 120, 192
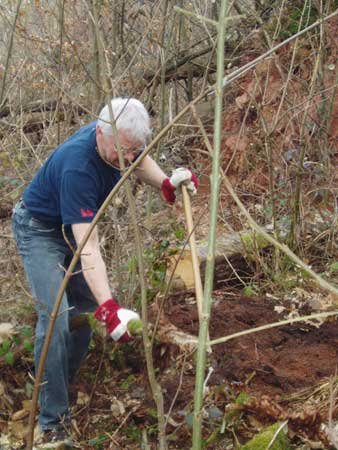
96, 125, 103, 137
96, 126, 105, 150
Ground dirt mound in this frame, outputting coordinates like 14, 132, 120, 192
163, 293, 338, 396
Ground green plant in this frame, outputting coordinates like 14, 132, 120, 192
240, 232, 269, 254
235, 391, 251, 405
148, 407, 158, 418
0, 324, 34, 366
221, 391, 250, 430
88, 434, 109, 449
174, 226, 186, 241
127, 255, 138, 272
279, 4, 318, 40
125, 424, 142, 442
143, 239, 170, 302
242, 284, 258, 297
120, 374, 135, 389
147, 422, 159, 436
25, 381, 34, 398
0, 340, 14, 366
329, 262, 338, 274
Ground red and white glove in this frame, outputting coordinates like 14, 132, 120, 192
161, 168, 199, 204
94, 298, 140, 342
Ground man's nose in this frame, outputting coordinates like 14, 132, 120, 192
125, 152, 135, 163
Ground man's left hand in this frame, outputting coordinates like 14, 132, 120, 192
161, 168, 198, 204
94, 298, 140, 342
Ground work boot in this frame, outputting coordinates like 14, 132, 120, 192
34, 427, 74, 449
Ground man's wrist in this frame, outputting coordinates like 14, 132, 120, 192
94, 298, 139, 343
161, 178, 176, 204
94, 298, 120, 322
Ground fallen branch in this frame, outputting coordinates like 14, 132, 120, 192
0, 99, 86, 119
142, 44, 216, 83
209, 310, 338, 346
156, 322, 198, 352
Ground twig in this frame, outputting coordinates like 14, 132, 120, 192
173, 5, 242, 27
81, 341, 106, 433
209, 310, 338, 346
222, 252, 246, 286
289, 6, 324, 247
110, 406, 139, 440
164, 352, 188, 429
326, 374, 338, 449
61, 225, 75, 254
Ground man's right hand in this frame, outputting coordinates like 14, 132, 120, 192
94, 298, 140, 342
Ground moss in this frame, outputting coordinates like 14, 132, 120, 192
236, 391, 251, 405
240, 422, 290, 450
240, 231, 269, 253
242, 285, 257, 297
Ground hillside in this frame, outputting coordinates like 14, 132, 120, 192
0, 1, 337, 449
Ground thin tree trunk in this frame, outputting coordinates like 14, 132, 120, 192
192, 0, 229, 447
91, 0, 102, 110
94, 6, 168, 449
56, 0, 65, 145
145, 0, 171, 226
0, 0, 23, 106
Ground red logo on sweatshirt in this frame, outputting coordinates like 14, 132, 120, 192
80, 208, 94, 218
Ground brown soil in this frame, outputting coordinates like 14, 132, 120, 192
149, 293, 338, 448
162, 293, 338, 397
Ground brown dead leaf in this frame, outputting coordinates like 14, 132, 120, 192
8, 420, 29, 439
166, 251, 196, 291
223, 134, 250, 174
22, 400, 32, 410
76, 391, 90, 406
11, 409, 29, 421
235, 92, 249, 110
0, 323, 15, 344
0, 381, 14, 410
110, 397, 126, 418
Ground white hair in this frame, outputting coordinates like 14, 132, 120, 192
97, 97, 151, 143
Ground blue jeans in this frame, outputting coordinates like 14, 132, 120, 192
12, 201, 97, 430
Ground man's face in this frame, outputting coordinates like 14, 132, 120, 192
96, 126, 143, 168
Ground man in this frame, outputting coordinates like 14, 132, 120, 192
12, 97, 198, 448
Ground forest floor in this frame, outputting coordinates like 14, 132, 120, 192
1, 281, 338, 449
